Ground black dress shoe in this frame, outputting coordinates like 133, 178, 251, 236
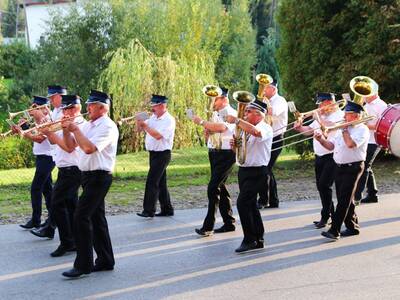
321, 231, 339, 241
155, 211, 174, 217
256, 239, 264, 249
195, 228, 213, 236
20, 220, 40, 229
360, 196, 378, 203
50, 244, 76, 257
257, 202, 268, 209
30, 225, 55, 239
214, 224, 235, 233
136, 211, 154, 218
267, 204, 279, 208
314, 221, 327, 229
235, 241, 258, 253
92, 264, 114, 272
62, 268, 90, 278
340, 229, 360, 237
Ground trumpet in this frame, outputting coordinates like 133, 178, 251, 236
8, 104, 51, 122
23, 113, 88, 136
256, 73, 273, 125
233, 90, 255, 164
202, 84, 223, 149
0, 130, 12, 138
117, 112, 150, 126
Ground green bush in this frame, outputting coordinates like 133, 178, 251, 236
0, 136, 34, 169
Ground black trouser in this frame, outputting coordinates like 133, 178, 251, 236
237, 166, 268, 243
143, 150, 173, 215
315, 153, 336, 222
328, 162, 364, 236
52, 166, 81, 247
73, 171, 114, 272
202, 149, 236, 231
31, 155, 55, 225
355, 144, 380, 200
259, 134, 283, 206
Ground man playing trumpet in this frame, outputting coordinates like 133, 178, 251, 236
226, 100, 273, 253
294, 92, 344, 228
190, 87, 237, 236
39, 95, 85, 257
315, 101, 369, 240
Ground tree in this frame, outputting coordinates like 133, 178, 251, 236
28, 0, 114, 97
2, 0, 17, 38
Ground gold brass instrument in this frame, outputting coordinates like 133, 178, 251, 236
350, 76, 379, 105
256, 73, 273, 125
8, 104, 51, 123
0, 130, 12, 138
233, 90, 255, 164
23, 113, 88, 136
117, 112, 150, 126
202, 84, 223, 149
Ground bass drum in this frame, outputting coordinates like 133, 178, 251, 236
375, 103, 400, 158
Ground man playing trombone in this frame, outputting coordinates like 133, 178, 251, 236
39, 95, 85, 257
190, 87, 237, 236
315, 101, 369, 240
226, 100, 273, 253
294, 93, 344, 228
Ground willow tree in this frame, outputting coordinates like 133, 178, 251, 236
99, 40, 215, 152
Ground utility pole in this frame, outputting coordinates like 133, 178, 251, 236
15, 0, 19, 38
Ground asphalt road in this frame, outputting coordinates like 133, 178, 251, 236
1, 194, 400, 300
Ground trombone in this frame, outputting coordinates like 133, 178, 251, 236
271, 115, 375, 152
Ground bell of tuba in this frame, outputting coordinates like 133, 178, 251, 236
202, 84, 223, 149
350, 76, 379, 106
256, 73, 273, 125
233, 91, 255, 164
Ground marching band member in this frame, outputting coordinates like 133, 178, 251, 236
136, 95, 176, 218
30, 85, 67, 238
226, 100, 273, 253
62, 90, 118, 278
315, 101, 369, 240
294, 93, 344, 228
258, 80, 288, 209
191, 87, 237, 236
354, 92, 387, 204
19, 96, 55, 230
39, 95, 84, 257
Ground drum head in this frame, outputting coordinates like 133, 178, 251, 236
389, 120, 400, 157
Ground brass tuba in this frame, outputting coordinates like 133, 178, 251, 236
256, 73, 273, 125
202, 84, 223, 149
350, 76, 379, 106
233, 91, 255, 164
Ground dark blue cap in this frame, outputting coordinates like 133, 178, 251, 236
86, 90, 111, 105
32, 96, 49, 106
150, 94, 168, 106
269, 80, 278, 88
248, 99, 267, 114
315, 92, 335, 104
220, 87, 229, 97
345, 101, 364, 113
61, 95, 81, 109
47, 85, 67, 97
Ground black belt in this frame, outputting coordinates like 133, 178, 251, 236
208, 149, 233, 153
336, 161, 363, 168
58, 166, 79, 171
82, 170, 112, 175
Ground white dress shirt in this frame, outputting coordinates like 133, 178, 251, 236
51, 107, 63, 121
364, 97, 387, 144
237, 121, 273, 167
329, 124, 369, 164
207, 105, 237, 150
33, 139, 52, 156
77, 115, 119, 172
269, 93, 288, 137
309, 110, 344, 156
54, 119, 87, 168
145, 111, 176, 151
